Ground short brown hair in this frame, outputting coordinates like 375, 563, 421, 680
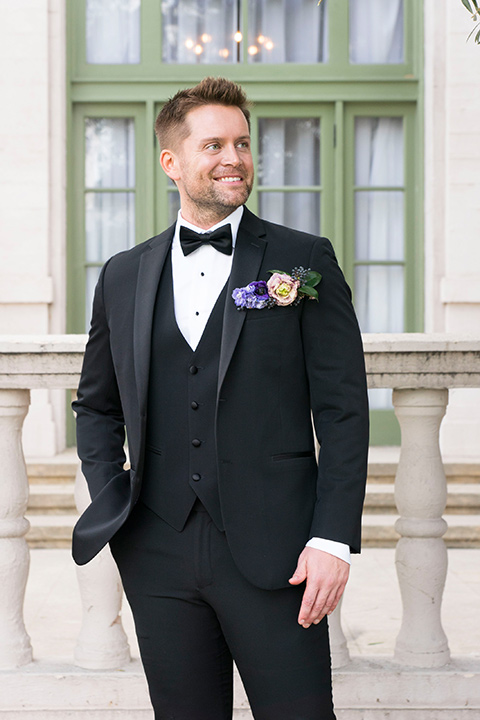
155, 77, 251, 151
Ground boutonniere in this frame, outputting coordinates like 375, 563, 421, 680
232, 267, 322, 310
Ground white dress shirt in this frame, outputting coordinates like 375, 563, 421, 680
171, 207, 351, 565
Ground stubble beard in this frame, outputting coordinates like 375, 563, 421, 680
182, 174, 254, 227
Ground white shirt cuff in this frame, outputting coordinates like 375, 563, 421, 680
306, 537, 351, 565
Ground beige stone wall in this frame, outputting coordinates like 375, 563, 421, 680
0, 0, 66, 455
424, 0, 480, 457
443, 2, 480, 328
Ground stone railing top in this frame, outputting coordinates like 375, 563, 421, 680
362, 333, 480, 389
0, 333, 479, 390
0, 334, 88, 353
0, 335, 87, 389
362, 333, 480, 353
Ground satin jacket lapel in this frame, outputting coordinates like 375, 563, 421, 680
133, 227, 174, 416
218, 210, 267, 394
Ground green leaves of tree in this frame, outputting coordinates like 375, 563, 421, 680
461, 0, 480, 44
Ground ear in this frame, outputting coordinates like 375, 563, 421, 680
160, 149, 181, 182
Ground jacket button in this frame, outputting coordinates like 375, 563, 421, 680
191, 401, 199, 410
189, 365, 198, 375
192, 438, 201, 447
192, 473, 201, 482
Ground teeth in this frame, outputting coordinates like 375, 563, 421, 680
217, 177, 241, 183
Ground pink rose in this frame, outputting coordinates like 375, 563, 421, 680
267, 273, 300, 306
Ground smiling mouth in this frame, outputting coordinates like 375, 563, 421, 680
214, 176, 243, 183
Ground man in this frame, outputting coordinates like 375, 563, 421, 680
72, 77, 369, 719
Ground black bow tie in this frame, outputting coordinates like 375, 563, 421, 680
179, 224, 233, 257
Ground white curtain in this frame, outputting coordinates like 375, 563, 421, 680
248, 0, 328, 63
84, 119, 136, 328
258, 118, 320, 235
354, 115, 404, 412
86, 0, 141, 64
354, 115, 404, 335
162, 0, 238, 63
354, 116, 404, 408
350, 0, 403, 64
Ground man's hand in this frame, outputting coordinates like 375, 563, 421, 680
288, 547, 350, 628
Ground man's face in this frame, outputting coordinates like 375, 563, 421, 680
161, 104, 254, 228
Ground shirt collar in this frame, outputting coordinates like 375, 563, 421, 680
173, 205, 244, 249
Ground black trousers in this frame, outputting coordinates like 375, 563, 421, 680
110, 500, 336, 720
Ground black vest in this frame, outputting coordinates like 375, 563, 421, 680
140, 253, 226, 531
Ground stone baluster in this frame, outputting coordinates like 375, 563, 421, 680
328, 594, 350, 668
73, 463, 131, 669
392, 388, 450, 667
0, 389, 33, 668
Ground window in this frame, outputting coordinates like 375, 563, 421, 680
68, 0, 423, 445
86, 0, 141, 64
84, 118, 136, 326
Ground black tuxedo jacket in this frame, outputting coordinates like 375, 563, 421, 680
72, 208, 369, 589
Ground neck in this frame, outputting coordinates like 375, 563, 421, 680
180, 206, 239, 231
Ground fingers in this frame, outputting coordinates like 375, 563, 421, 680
298, 581, 345, 628
288, 557, 307, 586
293, 548, 350, 628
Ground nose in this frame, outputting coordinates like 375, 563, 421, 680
221, 144, 241, 166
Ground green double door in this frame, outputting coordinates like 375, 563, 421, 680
70, 100, 419, 444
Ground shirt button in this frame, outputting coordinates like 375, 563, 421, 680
192, 438, 201, 447
192, 473, 201, 482
191, 401, 199, 410
189, 365, 198, 375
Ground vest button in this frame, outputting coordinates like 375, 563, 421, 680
191, 401, 199, 410
189, 365, 198, 375
192, 438, 201, 447
192, 473, 201, 482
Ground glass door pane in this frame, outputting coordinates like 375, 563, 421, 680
353, 116, 404, 336
257, 117, 321, 235
84, 118, 136, 327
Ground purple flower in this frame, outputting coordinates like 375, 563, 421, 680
232, 281, 271, 310
232, 266, 322, 311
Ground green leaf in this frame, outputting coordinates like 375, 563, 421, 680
304, 271, 322, 287
462, 0, 473, 12
475, 26, 480, 42
299, 285, 318, 300
466, 23, 480, 40
268, 269, 286, 276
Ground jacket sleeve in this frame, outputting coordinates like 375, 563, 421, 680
72, 260, 127, 501
301, 237, 369, 553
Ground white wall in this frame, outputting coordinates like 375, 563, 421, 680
425, 0, 480, 458
0, 0, 66, 455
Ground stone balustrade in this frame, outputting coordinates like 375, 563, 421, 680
0, 333, 480, 681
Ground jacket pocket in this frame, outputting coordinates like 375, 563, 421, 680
272, 451, 315, 462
